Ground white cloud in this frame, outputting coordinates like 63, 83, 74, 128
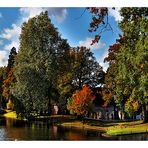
79, 37, 108, 71
0, 50, 8, 67
0, 40, 3, 45
47, 8, 67, 23
97, 50, 109, 72
79, 37, 105, 50
19, 7, 45, 23
4, 41, 19, 51
109, 8, 122, 22
20, 7, 67, 23
0, 24, 21, 51
0, 24, 21, 41
99, 61, 109, 72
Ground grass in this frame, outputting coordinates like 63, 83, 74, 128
60, 120, 148, 136
2, 110, 76, 122
106, 121, 148, 136
3, 110, 17, 119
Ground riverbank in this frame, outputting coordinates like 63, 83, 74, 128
2, 110, 148, 137
60, 120, 148, 136
2, 110, 76, 122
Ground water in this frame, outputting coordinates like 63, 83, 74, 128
0, 118, 147, 141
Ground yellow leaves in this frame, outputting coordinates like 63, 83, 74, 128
2, 68, 15, 100
125, 96, 139, 116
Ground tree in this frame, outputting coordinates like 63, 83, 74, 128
109, 8, 148, 122
57, 46, 105, 112
11, 11, 70, 116
70, 46, 105, 89
0, 67, 7, 108
125, 97, 139, 118
2, 47, 17, 110
102, 36, 125, 109
67, 84, 95, 116
7, 47, 17, 73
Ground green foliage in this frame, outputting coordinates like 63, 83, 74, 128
104, 8, 148, 120
11, 11, 70, 116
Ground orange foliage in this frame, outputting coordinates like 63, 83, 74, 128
2, 69, 15, 100
140, 63, 144, 69
72, 85, 95, 115
87, 7, 108, 45
133, 100, 139, 111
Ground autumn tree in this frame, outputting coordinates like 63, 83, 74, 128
113, 8, 148, 122
90, 8, 148, 121
102, 8, 148, 121
67, 84, 95, 116
57, 46, 105, 112
125, 97, 139, 118
0, 67, 7, 108
2, 47, 17, 110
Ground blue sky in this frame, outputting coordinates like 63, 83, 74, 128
0, 8, 122, 71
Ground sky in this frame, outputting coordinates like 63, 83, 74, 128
0, 7, 122, 71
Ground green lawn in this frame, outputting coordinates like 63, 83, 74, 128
60, 120, 148, 136
3, 110, 17, 119
106, 121, 148, 136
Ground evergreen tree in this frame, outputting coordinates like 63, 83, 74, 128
11, 11, 70, 116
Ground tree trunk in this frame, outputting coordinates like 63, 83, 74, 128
142, 104, 148, 123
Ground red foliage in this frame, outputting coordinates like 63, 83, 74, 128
104, 35, 126, 63
72, 85, 95, 115
87, 7, 109, 45
2, 69, 15, 100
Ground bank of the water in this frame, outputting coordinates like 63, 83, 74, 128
2, 111, 148, 137
60, 120, 148, 137
2, 110, 76, 122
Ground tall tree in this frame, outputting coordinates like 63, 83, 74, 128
113, 8, 148, 122
2, 47, 17, 110
0, 67, 7, 108
11, 11, 70, 116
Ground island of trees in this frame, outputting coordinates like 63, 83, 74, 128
0, 7, 148, 132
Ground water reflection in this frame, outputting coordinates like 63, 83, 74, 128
0, 118, 148, 140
